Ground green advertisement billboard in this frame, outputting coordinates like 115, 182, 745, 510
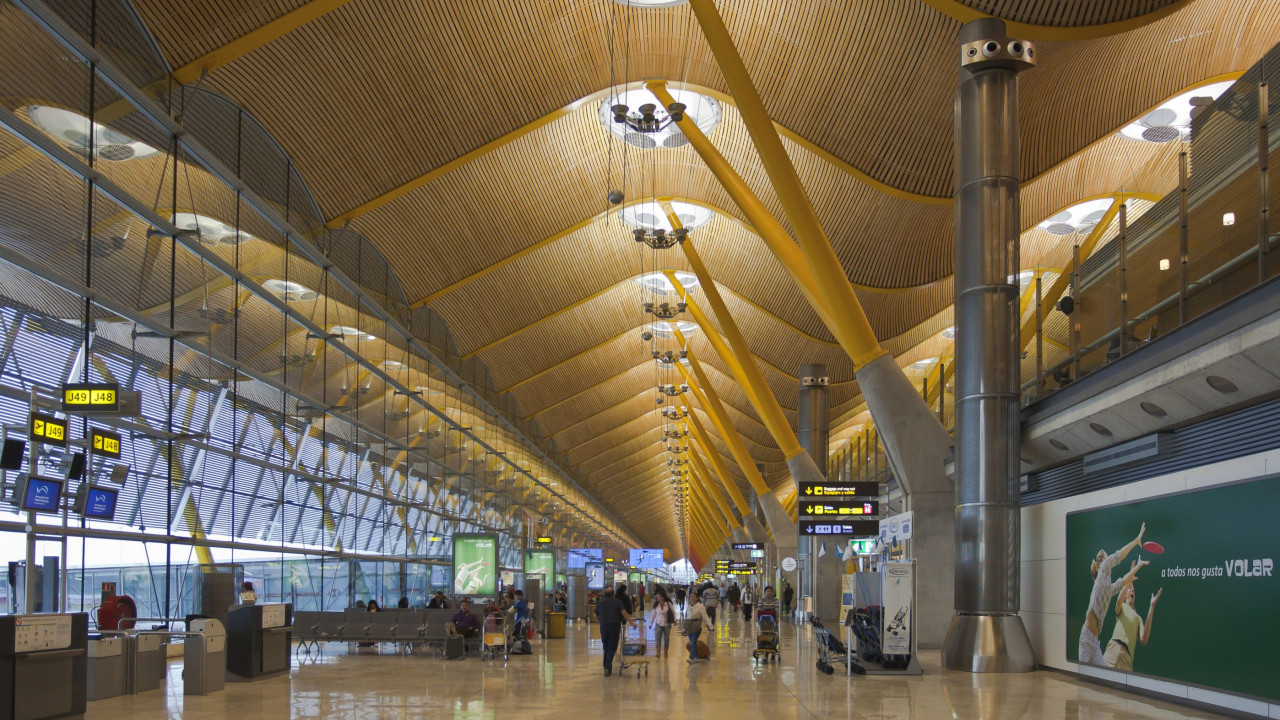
628, 572, 644, 586
453, 534, 497, 596
1067, 476, 1279, 701
525, 550, 555, 582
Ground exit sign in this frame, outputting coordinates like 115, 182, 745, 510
62, 382, 119, 412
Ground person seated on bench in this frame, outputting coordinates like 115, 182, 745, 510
447, 599, 482, 640
428, 591, 449, 609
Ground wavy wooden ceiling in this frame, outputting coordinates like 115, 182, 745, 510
120, 0, 1280, 551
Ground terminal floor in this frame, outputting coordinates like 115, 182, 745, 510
86, 614, 1230, 719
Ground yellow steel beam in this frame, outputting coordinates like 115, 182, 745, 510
677, 5, 889, 368
682, 412, 753, 515
917, 0, 1195, 41
172, 0, 356, 84
674, 346, 775, 500
667, 260, 803, 460
685, 435, 740, 530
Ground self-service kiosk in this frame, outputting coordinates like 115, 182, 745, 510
0, 613, 88, 720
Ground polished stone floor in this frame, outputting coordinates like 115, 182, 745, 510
86, 611, 1230, 720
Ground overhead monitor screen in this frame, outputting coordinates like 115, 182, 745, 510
567, 548, 603, 569
82, 486, 118, 521
21, 476, 62, 513
585, 562, 605, 591
629, 548, 665, 569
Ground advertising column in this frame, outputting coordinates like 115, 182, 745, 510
453, 535, 497, 596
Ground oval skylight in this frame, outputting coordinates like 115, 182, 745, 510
330, 325, 376, 342
27, 105, 160, 161
908, 356, 940, 371
1119, 80, 1236, 143
651, 321, 698, 339
634, 271, 700, 296
1037, 198, 1114, 236
262, 279, 319, 301
599, 87, 721, 149
610, 0, 687, 6
620, 200, 714, 232
940, 326, 956, 340
173, 213, 255, 246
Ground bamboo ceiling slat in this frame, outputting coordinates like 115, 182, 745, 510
957, 0, 1178, 26
129, 0, 312, 68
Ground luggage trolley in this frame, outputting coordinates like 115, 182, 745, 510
481, 613, 508, 661
617, 620, 648, 677
752, 609, 780, 664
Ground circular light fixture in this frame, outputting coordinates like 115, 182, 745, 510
262, 279, 319, 301
941, 326, 956, 340
1119, 80, 1235, 143
651, 321, 698, 339
599, 88, 721, 149
620, 200, 714, 232
634, 271, 699, 296
1038, 198, 1114, 237
27, 105, 161, 161
330, 325, 376, 342
173, 213, 254, 246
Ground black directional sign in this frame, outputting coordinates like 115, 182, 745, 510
730, 543, 762, 550
798, 481, 879, 498
800, 500, 879, 517
800, 520, 879, 537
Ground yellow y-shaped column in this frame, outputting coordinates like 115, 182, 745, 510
682, 412, 758, 544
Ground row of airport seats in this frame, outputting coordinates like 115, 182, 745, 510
293, 608, 467, 656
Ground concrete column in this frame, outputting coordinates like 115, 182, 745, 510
797, 364, 842, 622
941, 18, 1035, 673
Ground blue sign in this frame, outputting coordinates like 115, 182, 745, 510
430, 565, 452, 589
629, 548, 665, 569
83, 487, 118, 520
21, 476, 62, 513
567, 548, 602, 569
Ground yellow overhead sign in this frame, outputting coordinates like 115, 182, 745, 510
29, 413, 67, 447
62, 383, 119, 412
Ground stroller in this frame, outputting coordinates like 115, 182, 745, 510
811, 617, 864, 676
752, 609, 780, 664
849, 606, 911, 669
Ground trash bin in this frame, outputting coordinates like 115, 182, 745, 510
185, 618, 225, 695
546, 612, 566, 639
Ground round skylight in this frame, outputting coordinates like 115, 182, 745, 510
1037, 198, 1114, 237
599, 88, 721, 149
634, 271, 700, 296
908, 356, 940, 371
1119, 80, 1235, 143
381, 360, 403, 369
173, 213, 254, 246
262, 279, 318, 301
330, 325, 376, 342
620, 200, 714, 232
610, 0, 687, 6
27, 106, 160, 161
1012, 270, 1036, 293
940, 326, 956, 340
651, 321, 698, 339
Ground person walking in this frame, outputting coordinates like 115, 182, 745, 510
701, 582, 720, 625
649, 590, 676, 659
782, 582, 794, 617
741, 583, 754, 622
684, 592, 714, 664
674, 586, 686, 619
594, 586, 632, 676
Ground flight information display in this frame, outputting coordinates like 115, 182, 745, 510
567, 548, 603, 569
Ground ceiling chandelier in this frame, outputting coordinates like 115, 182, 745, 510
632, 226, 687, 250
661, 406, 688, 420
644, 301, 687, 320
657, 383, 688, 399
665, 443, 687, 454
664, 428, 688, 440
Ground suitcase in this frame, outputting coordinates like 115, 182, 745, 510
445, 634, 466, 660
697, 640, 709, 659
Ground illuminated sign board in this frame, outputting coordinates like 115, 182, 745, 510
536, 536, 553, 544
798, 481, 879, 497
730, 542, 763, 550
801, 501, 879, 517
62, 382, 119, 412
29, 413, 67, 447
82, 486, 119, 521
90, 428, 122, 459
800, 520, 879, 536
20, 475, 63, 513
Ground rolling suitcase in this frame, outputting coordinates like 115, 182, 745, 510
445, 634, 466, 660
696, 639, 710, 659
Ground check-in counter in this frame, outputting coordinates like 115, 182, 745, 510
226, 604, 292, 680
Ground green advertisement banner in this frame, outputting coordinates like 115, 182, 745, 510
453, 534, 497, 597
525, 550, 554, 581
1067, 476, 1279, 701
628, 572, 643, 585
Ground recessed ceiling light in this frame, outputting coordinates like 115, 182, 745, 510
634, 271, 699, 296
262, 279, 318, 302
599, 88, 721, 149
1119, 80, 1235, 143
172, 213, 254, 246
27, 105, 161, 161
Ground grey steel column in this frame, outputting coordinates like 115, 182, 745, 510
798, 364, 834, 621
942, 18, 1035, 673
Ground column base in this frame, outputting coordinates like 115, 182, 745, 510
942, 613, 1035, 673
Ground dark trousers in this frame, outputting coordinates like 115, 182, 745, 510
742, 603, 752, 621
600, 622, 621, 670
706, 606, 716, 624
